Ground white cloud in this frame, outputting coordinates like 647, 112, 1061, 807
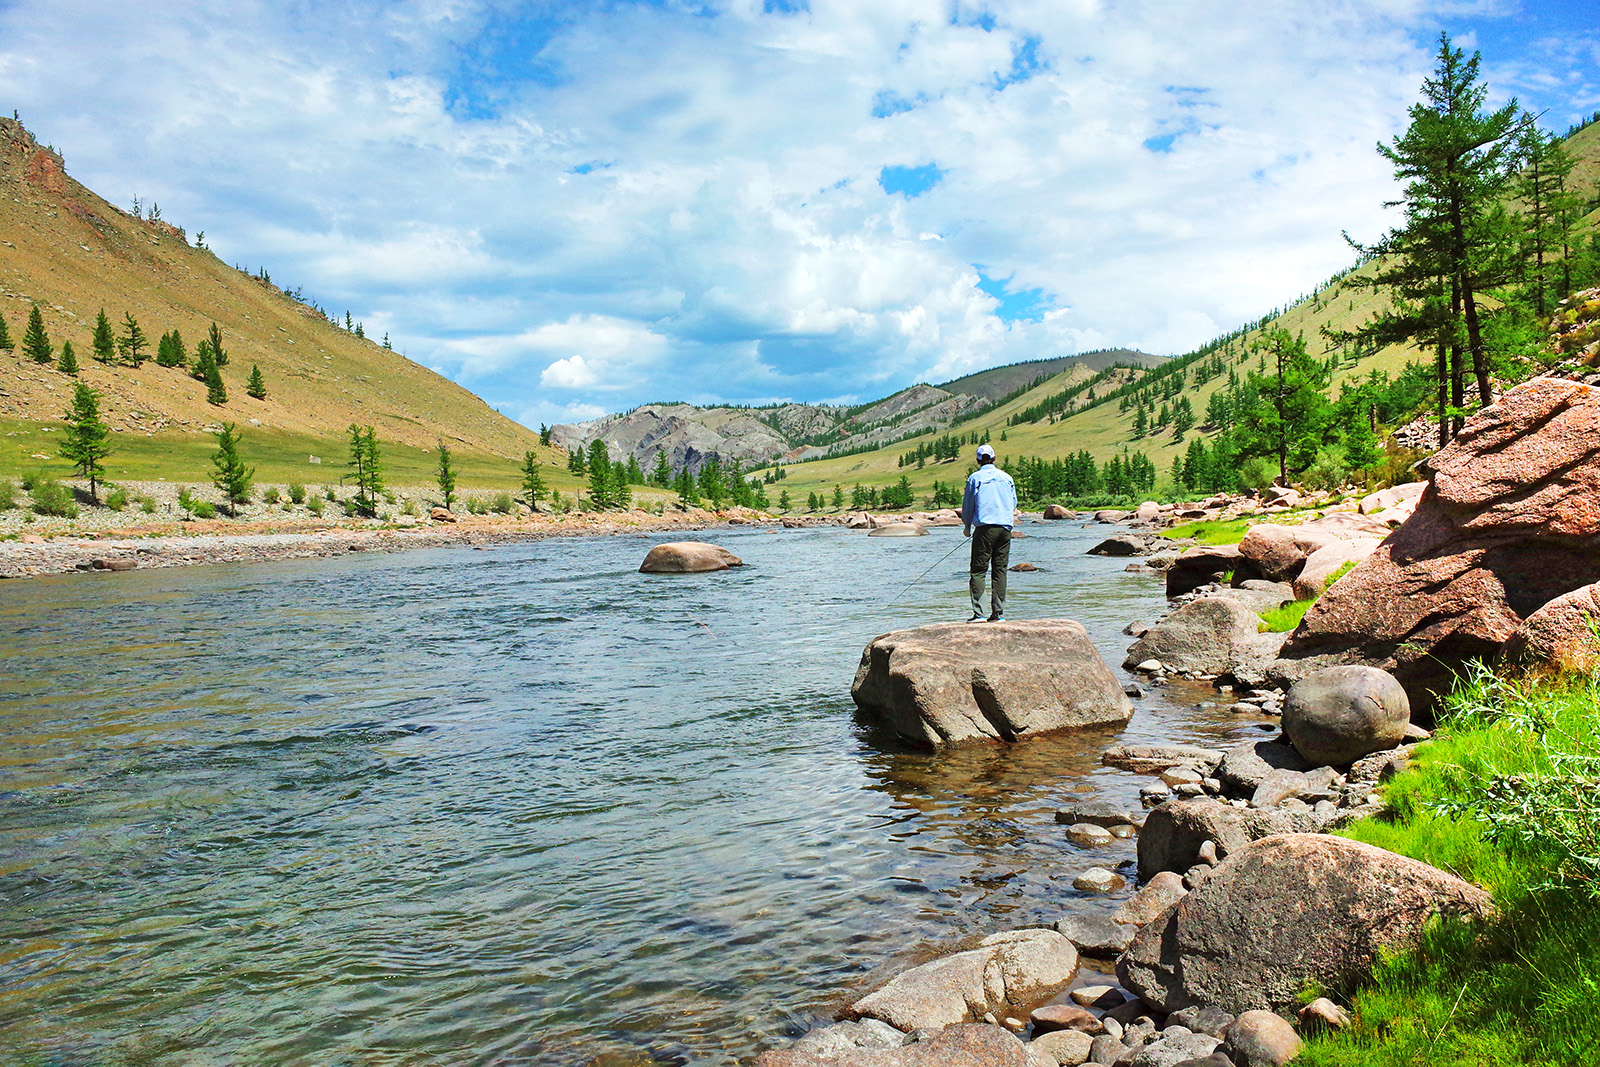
0, 0, 1571, 427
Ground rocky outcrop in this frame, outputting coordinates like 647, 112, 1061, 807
1118, 834, 1494, 1013
1360, 481, 1426, 525
639, 541, 745, 573
1290, 536, 1381, 600
1502, 582, 1600, 674
845, 929, 1079, 1032
1274, 377, 1600, 708
1166, 544, 1254, 598
851, 621, 1132, 747
1122, 597, 1261, 675
1281, 666, 1410, 766
1237, 513, 1389, 583
757, 1023, 1048, 1067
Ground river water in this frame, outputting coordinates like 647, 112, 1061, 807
0, 521, 1268, 1066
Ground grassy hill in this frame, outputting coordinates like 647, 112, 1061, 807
761, 120, 1600, 504
0, 117, 578, 493
936, 348, 1165, 401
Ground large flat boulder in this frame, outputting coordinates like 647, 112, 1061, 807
1360, 481, 1426, 518
846, 929, 1079, 1032
1236, 513, 1388, 584
1503, 582, 1600, 674
1274, 378, 1600, 709
1122, 597, 1261, 675
1291, 537, 1382, 601
639, 541, 745, 573
1118, 834, 1494, 1014
756, 1023, 1048, 1067
852, 621, 1132, 747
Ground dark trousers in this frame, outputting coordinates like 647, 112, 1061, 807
969, 524, 1011, 619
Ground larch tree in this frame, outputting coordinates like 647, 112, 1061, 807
436, 442, 457, 509
90, 309, 116, 364
118, 312, 148, 366
1238, 329, 1331, 482
22, 305, 52, 364
521, 451, 547, 508
347, 425, 384, 516
210, 423, 255, 514
586, 439, 612, 508
59, 382, 113, 503
57, 340, 79, 375
246, 364, 267, 399
208, 322, 228, 366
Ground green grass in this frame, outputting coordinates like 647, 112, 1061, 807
1296, 669, 1600, 1066
1167, 516, 1256, 545
1258, 599, 1314, 632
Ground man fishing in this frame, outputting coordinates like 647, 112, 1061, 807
961, 443, 1017, 622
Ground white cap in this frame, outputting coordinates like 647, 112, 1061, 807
976, 443, 995, 460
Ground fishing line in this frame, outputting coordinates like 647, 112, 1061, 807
884, 535, 970, 607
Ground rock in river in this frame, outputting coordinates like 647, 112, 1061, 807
1122, 597, 1261, 675
1118, 834, 1494, 1014
852, 620, 1132, 747
757, 1023, 1048, 1066
868, 523, 928, 537
639, 541, 745, 573
1281, 665, 1410, 766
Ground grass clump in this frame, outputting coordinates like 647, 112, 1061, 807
305, 496, 324, 516
29, 478, 78, 518
288, 483, 306, 505
1167, 516, 1256, 545
0, 479, 14, 510
105, 486, 129, 511
262, 487, 281, 505
1258, 599, 1315, 633
491, 491, 513, 514
1297, 667, 1600, 1066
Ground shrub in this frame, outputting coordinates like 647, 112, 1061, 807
306, 496, 325, 516
262, 487, 281, 504
401, 498, 419, 517
30, 478, 79, 518
0, 480, 14, 510
139, 496, 157, 514
177, 487, 197, 515
491, 491, 513, 514
466, 496, 486, 515
105, 486, 129, 511
191, 500, 217, 519
288, 483, 306, 504
19, 471, 41, 491
324, 487, 336, 501
383, 490, 397, 505
1237, 457, 1276, 493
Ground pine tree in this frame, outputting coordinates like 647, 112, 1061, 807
0, 311, 12, 352
521, 451, 547, 508
59, 382, 113, 502
832, 484, 844, 508
778, 488, 791, 511
22, 305, 51, 363
191, 338, 216, 381
539, 423, 553, 447
347, 425, 384, 516
650, 450, 672, 487
90, 309, 115, 363
57, 340, 79, 375
246, 364, 267, 399
156, 329, 188, 368
698, 455, 725, 508
674, 465, 700, 507
118, 312, 148, 366
436, 442, 456, 509
587, 439, 612, 508
205, 356, 228, 405
210, 422, 255, 514
208, 322, 228, 366
1238, 330, 1332, 481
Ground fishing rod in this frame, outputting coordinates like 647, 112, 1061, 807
884, 534, 970, 607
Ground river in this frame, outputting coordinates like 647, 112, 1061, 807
0, 520, 1270, 1066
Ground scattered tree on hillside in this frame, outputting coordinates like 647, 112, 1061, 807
204, 355, 228, 405
210, 423, 254, 515
118, 312, 148, 366
778, 488, 790, 511
90, 309, 116, 364
436, 442, 457, 509
538, 423, 553, 447
0, 311, 12, 352
156, 329, 188, 368
1237, 329, 1331, 482
191, 338, 217, 382
698, 455, 726, 509
346, 425, 384, 516
22, 306, 51, 364
246, 364, 267, 399
59, 383, 112, 503
832, 484, 844, 509
586, 439, 613, 508
674, 464, 700, 507
208, 322, 228, 366
521, 451, 547, 508
1514, 126, 1579, 318
650, 450, 672, 487
57, 340, 79, 376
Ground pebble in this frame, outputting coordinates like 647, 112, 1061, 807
1069, 984, 1126, 1009
1072, 867, 1126, 893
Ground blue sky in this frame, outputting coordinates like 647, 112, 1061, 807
1, 0, 1596, 431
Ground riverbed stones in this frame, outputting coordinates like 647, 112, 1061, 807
1136, 798, 1317, 880
851, 620, 1132, 748
1273, 377, 1600, 709
1298, 997, 1352, 1032
1031, 1002, 1102, 1034
1054, 914, 1137, 958
1215, 739, 1313, 794
1118, 834, 1495, 1014
1111, 870, 1187, 926
1029, 1027, 1094, 1065
1064, 823, 1115, 847
1102, 744, 1224, 775
1221, 1011, 1303, 1067
868, 522, 928, 537
783, 1020, 909, 1056
1281, 665, 1410, 766
1122, 598, 1261, 675
1126, 1030, 1222, 1067
1165, 544, 1249, 598
1090, 535, 1149, 557
846, 929, 1079, 1032
758, 1023, 1048, 1066
90, 557, 137, 571
1073, 867, 1125, 893
1054, 801, 1141, 829
639, 541, 745, 573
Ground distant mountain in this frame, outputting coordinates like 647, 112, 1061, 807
0, 117, 548, 461
552, 350, 1165, 472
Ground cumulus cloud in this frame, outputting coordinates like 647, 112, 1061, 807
0, 0, 1581, 425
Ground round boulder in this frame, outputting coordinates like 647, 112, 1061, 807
867, 522, 928, 537
639, 541, 745, 574
1043, 504, 1072, 520
1282, 665, 1410, 766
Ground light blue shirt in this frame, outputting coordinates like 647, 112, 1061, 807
962, 464, 1017, 527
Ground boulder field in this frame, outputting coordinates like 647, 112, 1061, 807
851, 620, 1133, 747
1272, 377, 1600, 708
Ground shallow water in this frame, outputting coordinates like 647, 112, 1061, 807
0, 522, 1269, 1065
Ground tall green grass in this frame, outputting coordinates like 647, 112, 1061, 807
1298, 668, 1600, 1066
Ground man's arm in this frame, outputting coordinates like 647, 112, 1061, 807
961, 476, 975, 536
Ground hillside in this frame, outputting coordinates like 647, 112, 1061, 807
0, 117, 568, 488
758, 119, 1600, 502
936, 347, 1164, 401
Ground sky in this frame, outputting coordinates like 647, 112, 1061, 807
1, 0, 1596, 431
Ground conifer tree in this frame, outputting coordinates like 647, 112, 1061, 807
674, 465, 700, 507
1238, 329, 1331, 481
539, 423, 553, 447
210, 422, 254, 514
624, 455, 643, 486
778, 488, 791, 511
205, 356, 228, 405
347, 424, 383, 516
1513, 127, 1579, 317
521, 451, 547, 508
191, 338, 216, 381
156, 329, 188, 368
246, 364, 267, 399
60, 382, 112, 503
0, 311, 11, 352
118, 312, 148, 366
22, 305, 52, 363
832, 484, 844, 508
650, 450, 672, 487
698, 455, 726, 509
57, 340, 79, 376
208, 322, 228, 366
436, 442, 457, 509
587, 439, 612, 508
91, 309, 115, 363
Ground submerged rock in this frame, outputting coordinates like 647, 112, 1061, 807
639, 541, 745, 573
868, 523, 928, 537
851, 620, 1132, 747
